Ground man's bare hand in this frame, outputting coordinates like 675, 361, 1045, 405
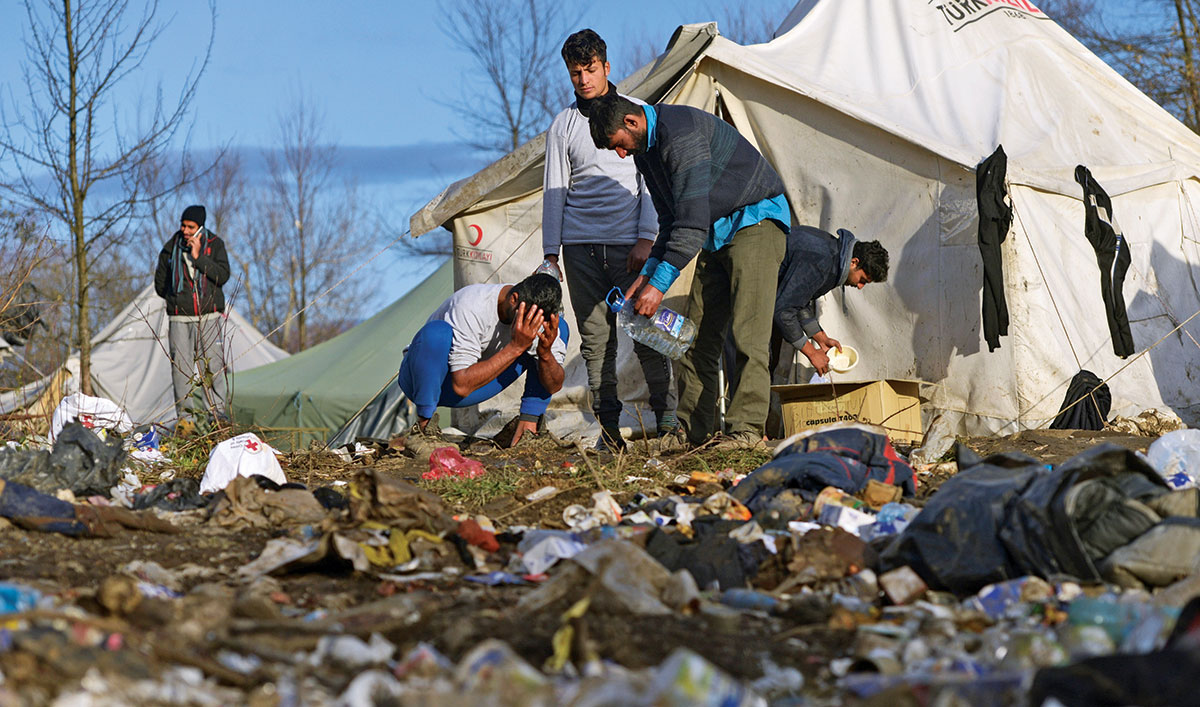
627, 240, 652, 273
509, 302, 542, 351
813, 331, 841, 353
186, 234, 201, 259
537, 312, 559, 357
805, 348, 831, 375
634, 284, 664, 317
509, 419, 539, 447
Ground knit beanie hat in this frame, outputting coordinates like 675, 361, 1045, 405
181, 204, 206, 226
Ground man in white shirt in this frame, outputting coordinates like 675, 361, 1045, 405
398, 273, 568, 451
539, 29, 675, 452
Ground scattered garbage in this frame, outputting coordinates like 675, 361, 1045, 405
1106, 407, 1185, 437
208, 476, 329, 529
562, 490, 621, 530
525, 485, 557, 502
517, 529, 588, 575
3, 413, 1200, 705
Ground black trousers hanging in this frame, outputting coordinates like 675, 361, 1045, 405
977, 145, 1012, 352
1074, 165, 1135, 358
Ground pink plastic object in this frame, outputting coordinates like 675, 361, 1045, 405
422, 447, 486, 481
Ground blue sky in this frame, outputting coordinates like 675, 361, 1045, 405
0, 1, 780, 314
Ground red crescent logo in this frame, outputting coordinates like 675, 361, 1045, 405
467, 224, 483, 246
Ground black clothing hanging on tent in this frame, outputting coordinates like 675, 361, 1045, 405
977, 145, 1012, 352
1074, 165, 1135, 358
1050, 369, 1111, 430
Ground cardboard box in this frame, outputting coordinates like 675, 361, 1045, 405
772, 379, 925, 444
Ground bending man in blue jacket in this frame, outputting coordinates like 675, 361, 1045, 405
773, 227, 889, 375
589, 94, 789, 450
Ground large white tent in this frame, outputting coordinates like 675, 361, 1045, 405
0, 286, 288, 428
412, 0, 1200, 436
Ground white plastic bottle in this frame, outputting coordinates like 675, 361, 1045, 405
607, 287, 697, 359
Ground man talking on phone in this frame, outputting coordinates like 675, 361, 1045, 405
154, 204, 232, 430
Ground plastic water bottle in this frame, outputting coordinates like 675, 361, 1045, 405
533, 259, 562, 281
606, 287, 697, 360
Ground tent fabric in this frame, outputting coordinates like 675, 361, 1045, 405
230, 260, 453, 449
409, 0, 1200, 436
0, 286, 287, 428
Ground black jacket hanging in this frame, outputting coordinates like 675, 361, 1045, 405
1074, 166, 1135, 358
977, 145, 1012, 352
1049, 369, 1111, 430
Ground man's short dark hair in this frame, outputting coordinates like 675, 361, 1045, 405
853, 240, 890, 283
588, 93, 639, 150
511, 273, 562, 318
562, 29, 606, 67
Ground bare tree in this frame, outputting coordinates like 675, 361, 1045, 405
710, 0, 795, 44
241, 98, 378, 352
1042, 0, 1200, 133
441, 0, 577, 154
619, 1, 794, 81
0, 206, 69, 391
0, 0, 214, 394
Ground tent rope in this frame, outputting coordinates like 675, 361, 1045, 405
1031, 304, 1200, 428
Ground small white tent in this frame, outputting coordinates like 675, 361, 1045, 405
0, 286, 288, 427
412, 1, 1200, 435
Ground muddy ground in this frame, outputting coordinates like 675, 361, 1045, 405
0, 427, 1165, 703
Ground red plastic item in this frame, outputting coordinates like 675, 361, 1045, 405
422, 447, 487, 481
456, 519, 500, 552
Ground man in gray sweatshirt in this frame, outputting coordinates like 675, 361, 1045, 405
540, 29, 676, 452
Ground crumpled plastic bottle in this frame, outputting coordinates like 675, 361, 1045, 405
422, 447, 486, 481
1145, 429, 1200, 489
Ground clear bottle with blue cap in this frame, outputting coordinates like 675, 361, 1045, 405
606, 286, 697, 360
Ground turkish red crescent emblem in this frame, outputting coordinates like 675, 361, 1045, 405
467, 224, 483, 246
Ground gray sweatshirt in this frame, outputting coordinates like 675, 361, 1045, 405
542, 90, 657, 255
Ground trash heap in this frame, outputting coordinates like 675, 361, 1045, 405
3, 399, 1200, 705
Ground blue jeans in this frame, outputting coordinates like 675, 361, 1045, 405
398, 319, 570, 419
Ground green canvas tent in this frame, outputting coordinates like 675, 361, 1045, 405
230, 260, 453, 449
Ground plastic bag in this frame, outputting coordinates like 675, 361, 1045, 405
422, 447, 485, 481
1145, 429, 1200, 489
50, 392, 133, 442
0, 422, 126, 496
199, 433, 286, 494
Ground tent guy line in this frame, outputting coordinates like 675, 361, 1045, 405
1030, 304, 1200, 428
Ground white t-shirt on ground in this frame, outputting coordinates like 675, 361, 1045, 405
428, 284, 567, 372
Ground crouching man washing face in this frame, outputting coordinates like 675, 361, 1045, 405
398, 273, 568, 454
